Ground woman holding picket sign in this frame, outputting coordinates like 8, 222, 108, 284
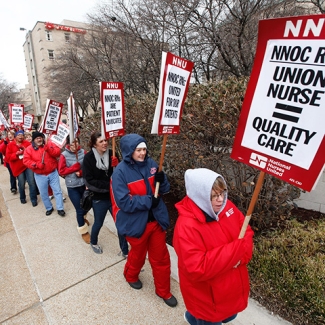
82, 131, 118, 254
110, 133, 177, 308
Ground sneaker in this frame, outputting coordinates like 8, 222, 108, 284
11, 189, 17, 194
118, 251, 128, 259
49, 195, 54, 200
91, 243, 103, 254
63, 197, 66, 201
20, 199, 27, 204
184, 311, 191, 324
128, 280, 142, 290
57, 210, 66, 217
32, 201, 38, 207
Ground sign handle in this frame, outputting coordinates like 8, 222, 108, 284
239, 171, 265, 239
74, 138, 78, 161
112, 137, 116, 157
154, 134, 168, 197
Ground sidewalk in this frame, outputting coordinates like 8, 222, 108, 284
0, 165, 292, 325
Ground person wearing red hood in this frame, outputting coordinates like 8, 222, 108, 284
6, 130, 38, 206
58, 136, 90, 243
173, 168, 254, 325
23, 131, 65, 217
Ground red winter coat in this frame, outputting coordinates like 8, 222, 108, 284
173, 197, 254, 322
23, 141, 61, 175
5, 140, 32, 177
0, 138, 14, 166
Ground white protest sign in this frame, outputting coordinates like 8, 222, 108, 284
9, 103, 24, 125
100, 82, 125, 138
50, 122, 70, 148
67, 93, 79, 142
231, 15, 325, 191
23, 113, 34, 130
42, 99, 63, 134
151, 52, 194, 135
0, 110, 10, 129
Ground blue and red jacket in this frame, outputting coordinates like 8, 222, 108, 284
111, 134, 170, 238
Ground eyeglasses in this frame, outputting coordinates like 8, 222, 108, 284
211, 190, 227, 201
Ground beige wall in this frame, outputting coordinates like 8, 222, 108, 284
294, 169, 325, 213
12, 85, 32, 112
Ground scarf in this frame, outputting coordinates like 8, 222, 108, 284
92, 147, 109, 171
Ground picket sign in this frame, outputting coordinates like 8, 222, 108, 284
232, 14, 325, 238
151, 52, 194, 197
99, 81, 125, 162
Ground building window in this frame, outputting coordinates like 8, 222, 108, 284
64, 33, 70, 43
45, 31, 52, 41
76, 34, 84, 43
48, 50, 55, 60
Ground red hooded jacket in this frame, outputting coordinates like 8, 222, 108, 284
6, 139, 32, 177
23, 141, 61, 175
173, 197, 254, 322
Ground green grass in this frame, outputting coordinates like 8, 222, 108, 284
249, 218, 325, 324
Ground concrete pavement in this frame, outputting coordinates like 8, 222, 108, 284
0, 165, 292, 325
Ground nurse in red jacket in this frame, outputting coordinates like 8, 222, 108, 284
23, 131, 65, 216
5, 130, 38, 206
173, 168, 254, 325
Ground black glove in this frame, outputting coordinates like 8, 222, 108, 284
155, 171, 165, 183
151, 195, 160, 209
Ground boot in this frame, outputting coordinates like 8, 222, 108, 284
77, 224, 90, 244
82, 233, 91, 244
84, 218, 90, 226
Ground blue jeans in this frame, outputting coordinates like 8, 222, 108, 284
17, 168, 38, 203
91, 199, 112, 245
34, 170, 64, 211
6, 163, 17, 191
67, 185, 87, 227
185, 311, 237, 325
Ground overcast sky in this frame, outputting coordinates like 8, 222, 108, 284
0, 0, 100, 89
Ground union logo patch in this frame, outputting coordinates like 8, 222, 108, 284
225, 208, 234, 217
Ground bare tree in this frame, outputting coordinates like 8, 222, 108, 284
43, 0, 311, 109
0, 75, 18, 117
303, 0, 325, 13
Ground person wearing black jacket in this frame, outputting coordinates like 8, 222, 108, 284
82, 131, 118, 254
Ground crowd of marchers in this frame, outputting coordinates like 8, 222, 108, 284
0, 128, 254, 324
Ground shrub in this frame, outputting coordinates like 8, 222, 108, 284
249, 218, 325, 324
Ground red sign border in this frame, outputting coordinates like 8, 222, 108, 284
9, 103, 24, 126
231, 14, 325, 192
100, 82, 126, 139
157, 52, 194, 135
42, 99, 63, 135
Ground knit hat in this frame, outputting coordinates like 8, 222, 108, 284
32, 131, 45, 141
136, 142, 147, 149
15, 130, 24, 137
